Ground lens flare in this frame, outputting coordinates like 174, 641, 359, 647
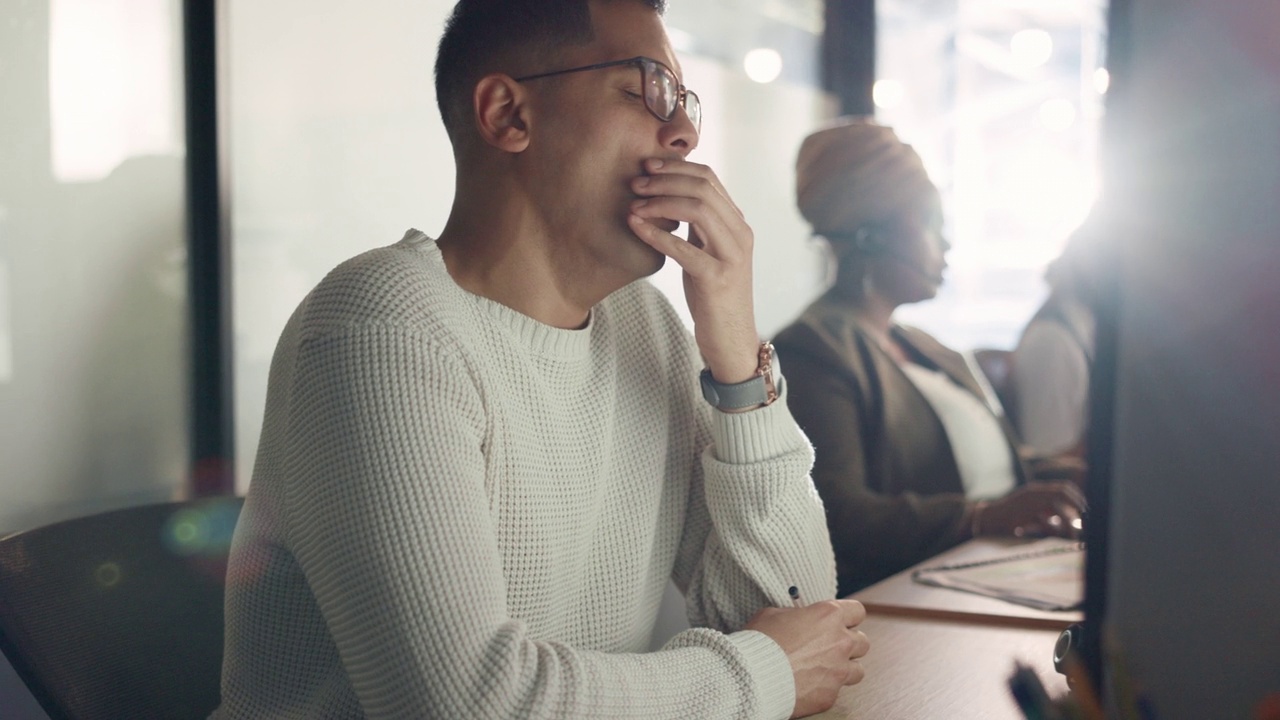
743, 48, 783, 84
162, 499, 239, 557
873, 79, 906, 110
1011, 29, 1054, 69
95, 561, 122, 588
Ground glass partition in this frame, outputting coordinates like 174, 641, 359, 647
0, 2, 189, 715
0, 0, 189, 534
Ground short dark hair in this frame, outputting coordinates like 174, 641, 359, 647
433, 0, 666, 144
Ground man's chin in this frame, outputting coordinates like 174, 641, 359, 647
639, 249, 667, 277
625, 238, 667, 278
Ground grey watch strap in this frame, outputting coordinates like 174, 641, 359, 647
700, 369, 770, 410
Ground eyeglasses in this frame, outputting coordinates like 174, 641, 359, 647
513, 56, 701, 133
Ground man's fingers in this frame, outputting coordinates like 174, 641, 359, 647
631, 195, 736, 239
627, 214, 713, 274
632, 171, 716, 202
849, 630, 870, 659
832, 598, 866, 628
641, 158, 743, 219
844, 660, 865, 686
630, 197, 746, 264
633, 168, 740, 220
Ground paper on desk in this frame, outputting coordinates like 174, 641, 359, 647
912, 541, 1084, 612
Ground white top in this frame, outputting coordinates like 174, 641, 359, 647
212, 230, 836, 720
1013, 297, 1095, 455
898, 362, 1018, 500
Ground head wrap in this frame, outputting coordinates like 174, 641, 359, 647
795, 117, 941, 239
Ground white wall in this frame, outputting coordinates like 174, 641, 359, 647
1103, 0, 1280, 716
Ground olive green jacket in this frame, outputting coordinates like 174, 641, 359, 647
773, 295, 1029, 595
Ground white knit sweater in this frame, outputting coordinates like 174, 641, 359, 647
213, 230, 836, 719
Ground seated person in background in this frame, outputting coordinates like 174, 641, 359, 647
1012, 222, 1103, 457
772, 118, 1085, 596
213, 1, 868, 719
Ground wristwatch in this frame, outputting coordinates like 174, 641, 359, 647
699, 342, 780, 411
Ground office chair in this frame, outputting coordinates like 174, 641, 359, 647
0, 497, 243, 720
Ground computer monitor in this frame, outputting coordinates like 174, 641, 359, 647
1082, 1, 1280, 717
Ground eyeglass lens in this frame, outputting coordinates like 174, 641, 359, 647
643, 61, 701, 131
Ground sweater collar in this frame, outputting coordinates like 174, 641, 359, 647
403, 228, 594, 361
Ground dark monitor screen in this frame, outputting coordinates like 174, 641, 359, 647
1083, 1, 1280, 717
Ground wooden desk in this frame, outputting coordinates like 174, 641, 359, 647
852, 537, 1084, 630
811, 613, 1068, 720
806, 539, 1083, 718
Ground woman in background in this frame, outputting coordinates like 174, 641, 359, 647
773, 118, 1085, 595
1012, 223, 1102, 457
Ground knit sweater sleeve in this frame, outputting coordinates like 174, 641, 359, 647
668, 356, 839, 638
282, 323, 801, 720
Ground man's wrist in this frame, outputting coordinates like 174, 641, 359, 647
703, 347, 763, 385
700, 342, 779, 412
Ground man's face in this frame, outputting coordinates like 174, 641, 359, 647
517, 0, 700, 282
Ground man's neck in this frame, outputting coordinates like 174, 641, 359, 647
436, 200, 627, 331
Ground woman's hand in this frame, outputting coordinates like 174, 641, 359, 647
976, 481, 1087, 539
1025, 451, 1088, 487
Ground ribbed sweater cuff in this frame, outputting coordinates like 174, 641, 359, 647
711, 379, 809, 465
727, 630, 796, 720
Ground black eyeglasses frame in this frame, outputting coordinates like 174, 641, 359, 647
512, 55, 701, 132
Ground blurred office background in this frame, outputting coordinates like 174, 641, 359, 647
0, 0, 1114, 714
3, 0, 1277, 718
0, 0, 1107, 535
223, 0, 1108, 494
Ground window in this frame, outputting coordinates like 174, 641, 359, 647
876, 0, 1109, 350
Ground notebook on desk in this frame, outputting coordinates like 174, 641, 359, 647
911, 540, 1084, 612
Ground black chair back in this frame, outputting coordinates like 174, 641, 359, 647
0, 498, 242, 720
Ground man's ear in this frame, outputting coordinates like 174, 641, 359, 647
473, 74, 532, 153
